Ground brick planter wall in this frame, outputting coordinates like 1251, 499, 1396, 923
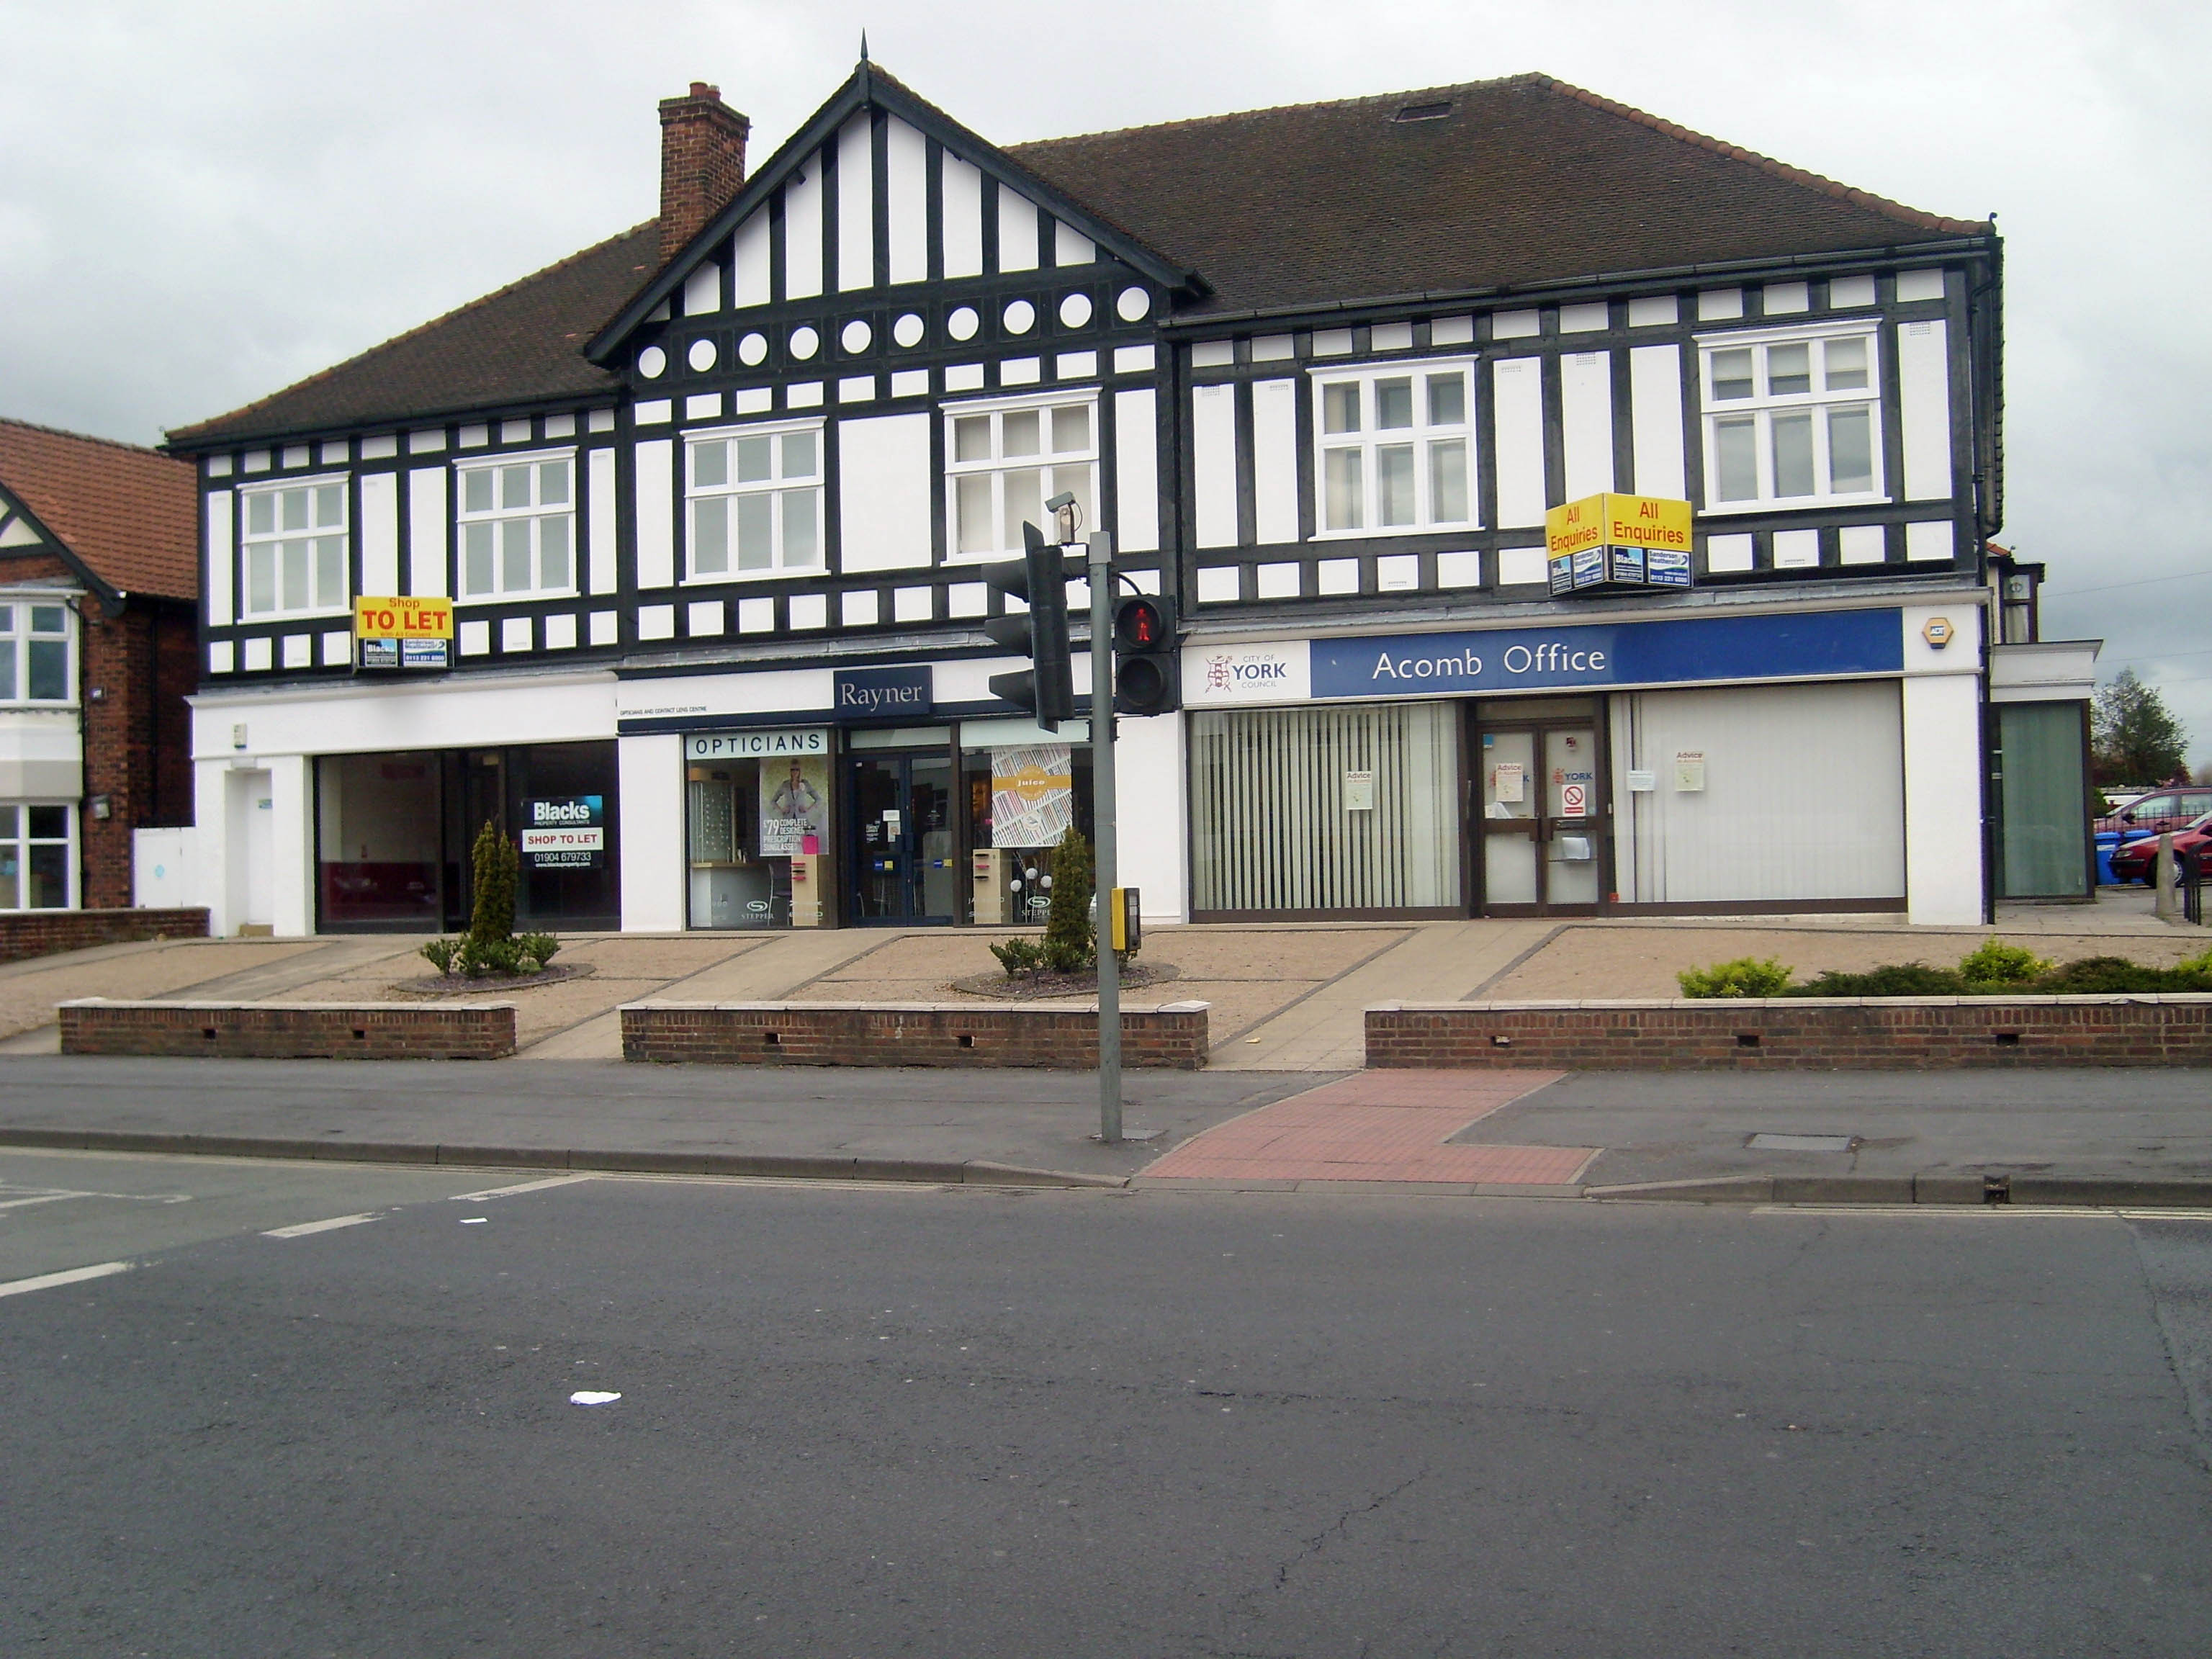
621, 1000, 1211, 1070
0, 907, 208, 966
58, 999, 516, 1060
1366, 997, 2212, 1070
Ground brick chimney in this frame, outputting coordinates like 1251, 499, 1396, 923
658, 81, 750, 264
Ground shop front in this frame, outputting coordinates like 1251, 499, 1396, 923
1183, 600, 1984, 927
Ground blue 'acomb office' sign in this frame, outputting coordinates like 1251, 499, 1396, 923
833, 665, 933, 721
1309, 608, 1904, 700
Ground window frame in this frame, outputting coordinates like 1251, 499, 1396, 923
681, 419, 827, 583
1695, 319, 1887, 513
1306, 356, 1481, 540
0, 800, 76, 912
940, 390, 1102, 565
0, 595, 77, 707
453, 446, 581, 604
237, 473, 353, 620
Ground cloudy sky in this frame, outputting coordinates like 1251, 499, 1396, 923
4, 1, 2206, 763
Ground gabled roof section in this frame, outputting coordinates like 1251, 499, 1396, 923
0, 419, 197, 603
585, 61, 1205, 364
1007, 73, 1992, 318
167, 225, 656, 451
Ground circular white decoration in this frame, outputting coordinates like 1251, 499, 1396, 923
840, 318, 873, 354
1058, 292, 1094, 329
1116, 286, 1153, 323
946, 305, 980, 342
687, 337, 717, 373
637, 345, 667, 379
892, 312, 925, 349
738, 331, 768, 366
788, 325, 820, 360
1002, 298, 1036, 334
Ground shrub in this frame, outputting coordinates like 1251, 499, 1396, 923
990, 938, 1043, 977
1785, 963, 1966, 997
516, 932, 560, 967
1042, 827, 1095, 974
2177, 945, 2212, 977
1677, 957, 1794, 998
2030, 956, 2212, 994
419, 937, 459, 976
1958, 938, 2053, 986
468, 819, 516, 954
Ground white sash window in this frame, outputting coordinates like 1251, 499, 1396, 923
943, 392, 1098, 559
1698, 323, 1884, 511
685, 421, 824, 579
457, 451, 577, 599
240, 477, 349, 617
1310, 360, 1478, 537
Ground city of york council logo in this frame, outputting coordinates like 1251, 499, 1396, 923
1205, 654, 1290, 691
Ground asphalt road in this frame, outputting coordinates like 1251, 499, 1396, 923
3, 1154, 2211, 1656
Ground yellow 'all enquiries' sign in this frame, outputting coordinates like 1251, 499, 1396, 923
1544, 493, 1692, 558
353, 596, 454, 639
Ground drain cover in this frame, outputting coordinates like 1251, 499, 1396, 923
1746, 1133, 1858, 1154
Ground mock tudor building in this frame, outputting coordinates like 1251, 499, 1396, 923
163, 63, 2089, 938
0, 420, 198, 913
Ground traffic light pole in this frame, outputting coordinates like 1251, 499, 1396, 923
1087, 529, 1121, 1145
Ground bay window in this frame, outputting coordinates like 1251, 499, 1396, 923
0, 601, 72, 703
1701, 325, 1883, 508
1313, 362, 1476, 535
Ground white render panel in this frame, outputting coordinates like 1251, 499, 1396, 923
321, 629, 351, 665
1191, 384, 1238, 549
1196, 567, 1239, 603
1905, 520, 1954, 562
1114, 711, 1188, 922
1627, 344, 1686, 498
282, 634, 312, 669
1762, 281, 1809, 315
733, 215, 770, 307
636, 604, 674, 640
1190, 341, 1233, 369
997, 184, 1039, 272
1251, 378, 1298, 545
1113, 388, 1159, 553
544, 613, 577, 649
1773, 529, 1820, 568
1897, 318, 1954, 500
457, 620, 489, 657
1896, 269, 1946, 302
1628, 295, 1678, 327
941, 155, 984, 279
407, 468, 447, 597
1697, 289, 1743, 320
886, 117, 927, 284
191, 666, 615, 764
1902, 670, 1984, 923
588, 449, 617, 595
1496, 547, 1547, 585
1706, 533, 1754, 573
620, 732, 685, 932
1491, 359, 1546, 528
1435, 549, 1480, 588
837, 413, 932, 572
837, 115, 873, 292
1256, 562, 1299, 599
358, 471, 399, 596
1492, 310, 1539, 339
1609, 680, 1904, 905
1559, 302, 1608, 333
267, 753, 313, 938
1559, 351, 1614, 499
1838, 524, 1886, 565
1054, 222, 1093, 266
784, 165, 824, 300
1828, 274, 1876, 309
687, 600, 723, 636
684, 259, 721, 316
204, 490, 235, 625
500, 616, 532, 652
634, 439, 675, 589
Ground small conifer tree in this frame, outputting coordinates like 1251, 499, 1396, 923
1042, 825, 1094, 974
468, 819, 517, 953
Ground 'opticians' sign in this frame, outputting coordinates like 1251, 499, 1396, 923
685, 729, 829, 760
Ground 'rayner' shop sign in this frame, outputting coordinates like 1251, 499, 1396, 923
833, 665, 933, 721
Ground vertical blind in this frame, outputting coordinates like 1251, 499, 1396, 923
1191, 703, 1461, 912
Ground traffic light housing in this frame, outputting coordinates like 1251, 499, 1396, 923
982, 521, 1076, 729
1112, 593, 1181, 716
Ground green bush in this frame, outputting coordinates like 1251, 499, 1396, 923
2030, 956, 2212, 994
1676, 957, 1794, 998
990, 937, 1043, 977
1042, 827, 1095, 974
1957, 938, 2054, 986
516, 932, 560, 968
420, 937, 459, 975
1786, 963, 1966, 997
468, 819, 516, 954
2177, 945, 2212, 977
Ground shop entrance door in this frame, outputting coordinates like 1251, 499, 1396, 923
1474, 719, 1604, 914
848, 753, 958, 925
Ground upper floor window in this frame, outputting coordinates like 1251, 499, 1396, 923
457, 451, 575, 600
945, 395, 1097, 560
1700, 326, 1883, 509
240, 478, 349, 617
1312, 362, 1476, 536
0, 601, 72, 704
686, 423, 824, 579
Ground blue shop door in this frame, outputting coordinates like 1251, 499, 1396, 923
848, 753, 958, 924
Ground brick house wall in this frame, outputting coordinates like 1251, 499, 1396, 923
77, 596, 197, 908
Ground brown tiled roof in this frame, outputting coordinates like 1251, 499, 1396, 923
167, 224, 657, 449
0, 419, 197, 600
1007, 73, 1988, 317
168, 74, 1990, 446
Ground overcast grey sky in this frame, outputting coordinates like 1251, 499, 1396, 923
3, 1, 2205, 762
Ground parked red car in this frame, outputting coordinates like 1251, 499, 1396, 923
2109, 810, 2212, 884
2096, 787, 2212, 839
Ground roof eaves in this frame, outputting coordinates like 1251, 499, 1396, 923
0, 472, 127, 614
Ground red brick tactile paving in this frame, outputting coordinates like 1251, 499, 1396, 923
1145, 1069, 1593, 1187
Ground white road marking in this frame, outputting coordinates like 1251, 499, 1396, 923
570, 1390, 621, 1406
0, 1259, 135, 1299
1751, 1205, 2115, 1220
0, 1184, 193, 1210
449, 1175, 596, 1202
262, 1212, 383, 1238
